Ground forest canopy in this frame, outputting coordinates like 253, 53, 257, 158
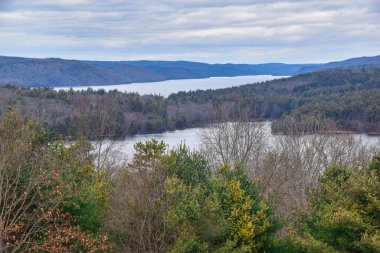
0, 110, 379, 252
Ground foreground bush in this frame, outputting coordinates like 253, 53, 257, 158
0, 110, 111, 252
107, 142, 280, 252
281, 155, 380, 253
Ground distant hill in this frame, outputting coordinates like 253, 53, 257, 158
0, 55, 379, 87
85, 60, 316, 79
0, 57, 165, 87
297, 55, 380, 73
0, 56, 316, 87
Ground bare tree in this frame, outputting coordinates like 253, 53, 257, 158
199, 111, 379, 226
106, 140, 173, 253
92, 139, 129, 179
199, 103, 268, 170
73, 94, 128, 178
0, 110, 61, 252
255, 127, 379, 224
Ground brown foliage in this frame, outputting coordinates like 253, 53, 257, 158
30, 208, 110, 253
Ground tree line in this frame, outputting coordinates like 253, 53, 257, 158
169, 66, 380, 134
1, 66, 380, 139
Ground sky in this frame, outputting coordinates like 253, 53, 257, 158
0, 0, 379, 63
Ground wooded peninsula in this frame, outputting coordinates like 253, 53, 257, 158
0, 65, 379, 139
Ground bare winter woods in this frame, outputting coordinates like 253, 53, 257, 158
200, 113, 378, 223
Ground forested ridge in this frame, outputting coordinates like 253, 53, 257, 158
0, 65, 379, 139
169, 65, 380, 133
1, 54, 380, 87
0, 56, 309, 87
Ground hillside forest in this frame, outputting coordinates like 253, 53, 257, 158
0, 66, 379, 139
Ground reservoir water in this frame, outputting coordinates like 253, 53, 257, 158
104, 122, 380, 156
55, 75, 287, 97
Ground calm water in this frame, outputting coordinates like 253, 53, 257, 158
55, 75, 287, 97
108, 122, 380, 155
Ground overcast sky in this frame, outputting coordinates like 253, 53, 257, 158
0, 0, 379, 63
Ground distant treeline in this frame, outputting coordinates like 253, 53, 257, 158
0, 66, 379, 138
169, 66, 380, 133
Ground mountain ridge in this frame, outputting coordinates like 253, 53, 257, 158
0, 54, 379, 87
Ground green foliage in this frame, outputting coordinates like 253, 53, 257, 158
164, 157, 279, 252
0, 110, 111, 252
213, 165, 279, 252
106, 139, 171, 252
133, 139, 167, 166
108, 140, 280, 252
52, 140, 110, 234
128, 95, 143, 112
164, 145, 211, 186
284, 156, 380, 252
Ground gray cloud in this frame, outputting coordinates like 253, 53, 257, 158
0, 0, 379, 63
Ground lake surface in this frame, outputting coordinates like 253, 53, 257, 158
55, 75, 287, 97
107, 122, 380, 155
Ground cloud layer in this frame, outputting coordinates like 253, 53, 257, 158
0, 0, 379, 63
